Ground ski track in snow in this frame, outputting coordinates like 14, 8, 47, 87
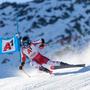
0, 66, 90, 90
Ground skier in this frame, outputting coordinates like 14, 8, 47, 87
19, 36, 85, 74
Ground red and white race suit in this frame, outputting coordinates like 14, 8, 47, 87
21, 39, 60, 70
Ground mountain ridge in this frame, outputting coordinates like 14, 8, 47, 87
0, 0, 90, 62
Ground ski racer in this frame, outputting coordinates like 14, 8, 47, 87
19, 36, 85, 74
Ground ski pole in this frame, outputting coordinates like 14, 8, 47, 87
22, 69, 31, 78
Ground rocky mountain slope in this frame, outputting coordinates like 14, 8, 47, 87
0, 0, 90, 62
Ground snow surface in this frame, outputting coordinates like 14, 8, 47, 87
0, 0, 90, 90
1, 45, 90, 90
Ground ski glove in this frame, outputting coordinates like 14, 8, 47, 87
39, 38, 45, 49
39, 43, 45, 49
19, 65, 23, 70
19, 62, 25, 70
41, 38, 45, 44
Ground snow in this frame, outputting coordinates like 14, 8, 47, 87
0, 0, 33, 4
0, 0, 90, 90
0, 66, 90, 90
0, 46, 90, 90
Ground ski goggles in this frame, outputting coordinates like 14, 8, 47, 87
22, 41, 29, 47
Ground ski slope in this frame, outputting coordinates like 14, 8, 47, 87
0, 65, 90, 90
0, 0, 90, 90
0, 46, 90, 90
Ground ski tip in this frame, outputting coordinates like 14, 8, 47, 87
84, 64, 86, 67
77, 64, 86, 67
81, 64, 85, 67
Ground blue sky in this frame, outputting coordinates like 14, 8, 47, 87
0, 0, 33, 4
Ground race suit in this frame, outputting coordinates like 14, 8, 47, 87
21, 39, 60, 70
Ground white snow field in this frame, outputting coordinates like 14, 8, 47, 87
1, 68, 90, 90
0, 46, 90, 90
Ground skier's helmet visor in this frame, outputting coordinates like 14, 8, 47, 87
21, 36, 30, 47
22, 41, 29, 46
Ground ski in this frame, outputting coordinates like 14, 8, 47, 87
53, 63, 85, 69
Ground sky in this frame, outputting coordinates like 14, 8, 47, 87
0, 0, 33, 4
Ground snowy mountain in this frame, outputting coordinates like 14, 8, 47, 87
0, 0, 90, 63
0, 0, 90, 49
0, 0, 90, 90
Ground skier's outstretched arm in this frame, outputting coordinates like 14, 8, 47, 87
32, 38, 45, 49
19, 51, 26, 70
